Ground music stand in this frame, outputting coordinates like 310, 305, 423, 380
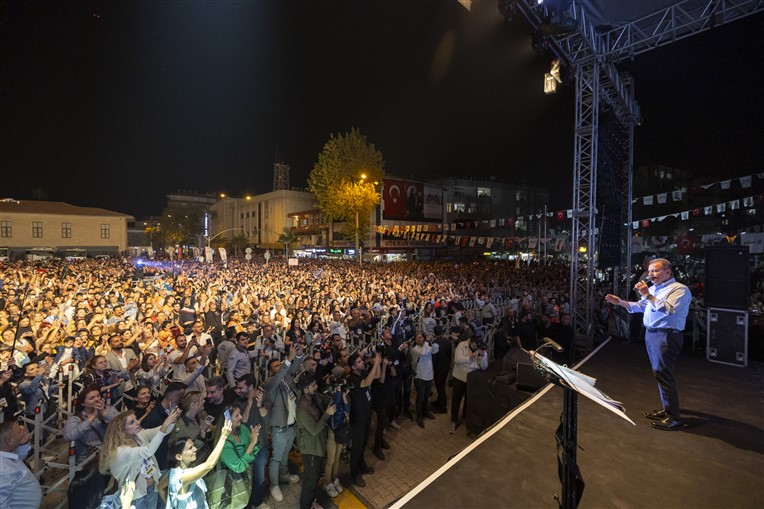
524, 340, 634, 509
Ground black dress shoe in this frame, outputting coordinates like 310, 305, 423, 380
651, 417, 685, 431
432, 406, 448, 414
373, 447, 385, 460
644, 409, 667, 420
425, 412, 436, 420
352, 475, 366, 487
360, 465, 375, 475
380, 439, 390, 449
403, 410, 414, 421
416, 419, 425, 428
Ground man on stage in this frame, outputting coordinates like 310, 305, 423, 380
605, 258, 691, 431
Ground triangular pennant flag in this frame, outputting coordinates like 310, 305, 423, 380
567, 210, 573, 219
490, 220, 496, 228
744, 197, 754, 207
644, 196, 654, 205
672, 190, 683, 201
717, 203, 726, 213
740, 176, 752, 188
701, 183, 715, 190
681, 211, 689, 220
657, 193, 667, 204
720, 180, 731, 190
704, 206, 713, 215
632, 221, 639, 229
730, 200, 740, 210
469, 237, 477, 247
486, 238, 493, 248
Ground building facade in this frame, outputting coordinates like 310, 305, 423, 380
0, 201, 133, 259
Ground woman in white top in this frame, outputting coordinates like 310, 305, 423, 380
99, 407, 182, 509
165, 417, 233, 509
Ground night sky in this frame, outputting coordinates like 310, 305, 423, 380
1, 1, 762, 218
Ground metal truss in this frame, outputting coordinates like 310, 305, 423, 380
599, 0, 764, 62
570, 61, 599, 346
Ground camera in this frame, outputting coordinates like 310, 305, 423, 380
322, 375, 352, 397
365, 340, 386, 357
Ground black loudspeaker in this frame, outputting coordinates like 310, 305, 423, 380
707, 308, 748, 367
516, 363, 548, 392
704, 246, 750, 310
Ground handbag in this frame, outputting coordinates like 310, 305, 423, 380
332, 423, 352, 446
205, 435, 253, 509
206, 467, 252, 509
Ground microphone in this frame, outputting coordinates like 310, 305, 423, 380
644, 275, 654, 287
541, 337, 564, 352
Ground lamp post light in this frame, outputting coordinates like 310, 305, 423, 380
205, 228, 245, 247
355, 174, 367, 265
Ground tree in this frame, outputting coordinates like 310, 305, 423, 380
231, 234, 248, 257
277, 228, 299, 259
308, 127, 385, 224
158, 202, 209, 247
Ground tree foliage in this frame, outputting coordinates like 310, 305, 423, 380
158, 202, 209, 246
277, 228, 299, 258
308, 127, 385, 223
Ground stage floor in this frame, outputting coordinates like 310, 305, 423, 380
394, 339, 764, 509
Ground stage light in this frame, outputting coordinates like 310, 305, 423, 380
544, 59, 562, 94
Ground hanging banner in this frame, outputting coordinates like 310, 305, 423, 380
676, 235, 695, 255
740, 176, 752, 188
644, 196, 654, 206
672, 190, 683, 201
657, 193, 667, 204
720, 180, 731, 190
218, 247, 227, 263
204, 247, 214, 263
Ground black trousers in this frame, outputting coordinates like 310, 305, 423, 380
300, 454, 325, 509
373, 405, 389, 449
349, 418, 371, 475
413, 378, 432, 419
450, 378, 468, 423
433, 372, 448, 409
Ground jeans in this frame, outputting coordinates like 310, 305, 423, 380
414, 378, 432, 419
269, 425, 296, 487
251, 444, 269, 506
645, 329, 683, 420
300, 454, 325, 509
131, 486, 158, 509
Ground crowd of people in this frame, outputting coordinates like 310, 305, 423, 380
0, 257, 593, 509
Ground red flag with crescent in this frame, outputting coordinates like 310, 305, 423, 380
383, 179, 407, 219
676, 235, 694, 255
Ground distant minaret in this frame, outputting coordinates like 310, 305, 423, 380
273, 152, 290, 191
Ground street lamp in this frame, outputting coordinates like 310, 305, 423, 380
355, 174, 367, 265
205, 228, 245, 247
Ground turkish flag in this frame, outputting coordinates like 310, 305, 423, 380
383, 179, 407, 219
641, 220, 650, 228
692, 209, 701, 216
676, 235, 694, 255
556, 211, 564, 221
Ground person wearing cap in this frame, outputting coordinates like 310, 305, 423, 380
347, 351, 382, 487
295, 373, 336, 509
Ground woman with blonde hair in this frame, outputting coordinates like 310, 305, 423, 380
99, 407, 181, 509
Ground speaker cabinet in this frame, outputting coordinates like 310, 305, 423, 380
516, 363, 548, 392
704, 246, 750, 310
707, 307, 748, 367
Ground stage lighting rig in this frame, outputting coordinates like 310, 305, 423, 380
544, 58, 562, 94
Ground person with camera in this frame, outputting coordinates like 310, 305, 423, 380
295, 372, 337, 509
234, 374, 270, 509
449, 336, 488, 434
411, 331, 439, 429
347, 351, 382, 487
63, 385, 119, 463
322, 367, 349, 498
371, 330, 396, 459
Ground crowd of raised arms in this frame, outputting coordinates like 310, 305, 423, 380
0, 257, 581, 509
